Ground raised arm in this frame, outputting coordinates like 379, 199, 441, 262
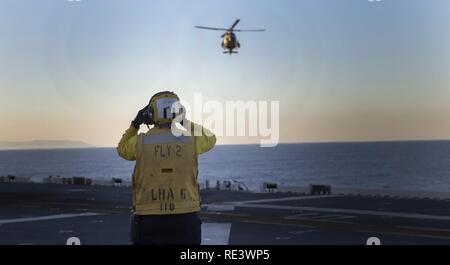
189, 122, 217, 155
117, 126, 138, 161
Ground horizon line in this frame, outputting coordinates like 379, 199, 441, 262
1, 138, 450, 151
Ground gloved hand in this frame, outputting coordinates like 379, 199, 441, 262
131, 105, 149, 129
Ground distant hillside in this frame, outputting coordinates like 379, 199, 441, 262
0, 140, 93, 150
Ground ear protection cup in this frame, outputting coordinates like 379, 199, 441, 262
142, 105, 154, 126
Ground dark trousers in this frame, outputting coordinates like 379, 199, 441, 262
130, 212, 202, 245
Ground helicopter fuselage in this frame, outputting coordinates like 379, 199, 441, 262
221, 32, 240, 54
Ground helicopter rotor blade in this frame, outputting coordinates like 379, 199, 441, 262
229, 19, 240, 31
233, 29, 266, 32
194, 26, 229, 31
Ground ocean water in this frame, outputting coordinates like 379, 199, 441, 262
0, 141, 450, 192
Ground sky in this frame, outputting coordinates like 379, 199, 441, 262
0, 0, 449, 147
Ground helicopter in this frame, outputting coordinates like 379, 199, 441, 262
195, 19, 265, 55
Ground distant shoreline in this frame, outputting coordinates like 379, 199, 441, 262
0, 140, 93, 151
0, 146, 97, 151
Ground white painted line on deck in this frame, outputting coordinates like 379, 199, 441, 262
285, 213, 356, 221
225, 195, 342, 205
201, 223, 232, 245
0, 213, 102, 225
206, 205, 235, 212
312, 214, 357, 220
275, 236, 291, 240
284, 213, 318, 219
396, 225, 450, 233
230, 203, 450, 222
289, 230, 316, 235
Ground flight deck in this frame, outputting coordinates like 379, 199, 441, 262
0, 182, 449, 245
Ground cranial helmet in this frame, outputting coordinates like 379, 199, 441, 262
143, 91, 182, 126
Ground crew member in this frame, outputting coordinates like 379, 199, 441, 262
117, 91, 216, 245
